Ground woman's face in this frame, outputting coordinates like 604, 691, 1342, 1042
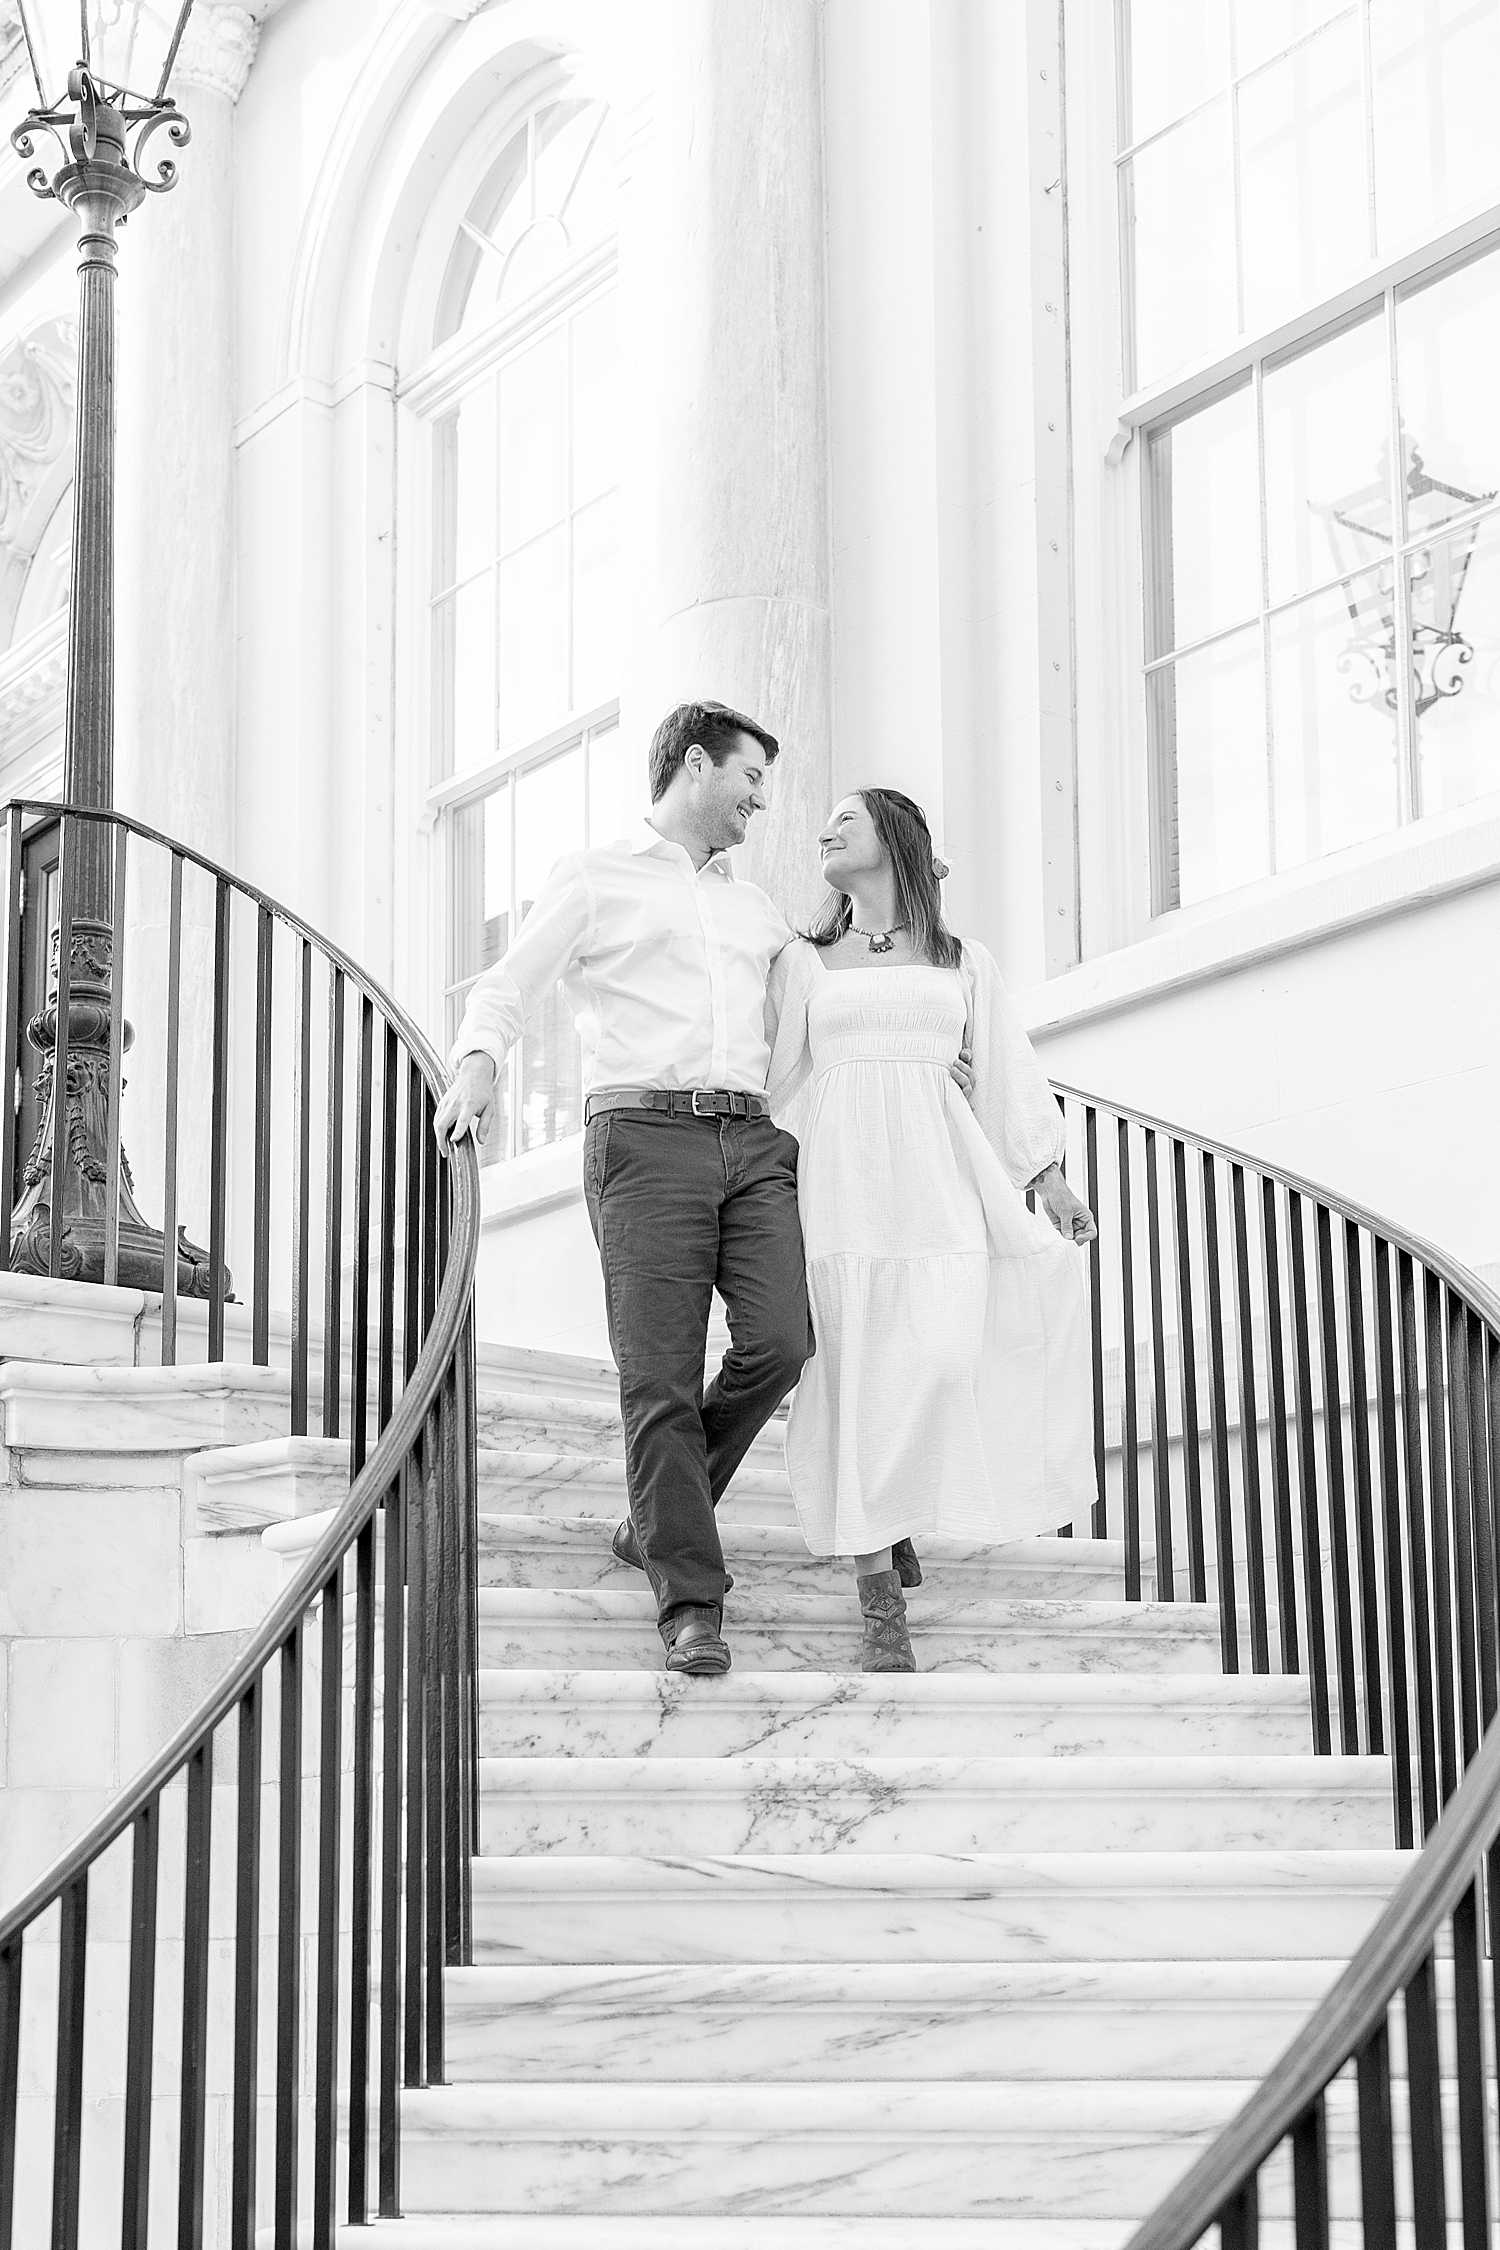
817, 795, 885, 891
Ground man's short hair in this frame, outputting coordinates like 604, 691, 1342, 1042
648, 701, 781, 803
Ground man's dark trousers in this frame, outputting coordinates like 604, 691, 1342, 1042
581, 1107, 811, 1643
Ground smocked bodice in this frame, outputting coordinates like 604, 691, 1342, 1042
807, 964, 967, 1077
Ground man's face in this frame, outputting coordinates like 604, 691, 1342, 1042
693, 735, 771, 850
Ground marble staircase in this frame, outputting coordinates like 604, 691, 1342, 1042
345, 1346, 1414, 2247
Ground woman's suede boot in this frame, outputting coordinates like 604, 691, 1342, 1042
857, 1567, 916, 1672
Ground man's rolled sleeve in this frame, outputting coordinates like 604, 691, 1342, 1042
448, 853, 592, 1080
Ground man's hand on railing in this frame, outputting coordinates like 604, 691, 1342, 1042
1031, 1160, 1098, 1244
435, 1052, 499, 1154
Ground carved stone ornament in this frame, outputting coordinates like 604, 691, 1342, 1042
172, 3, 262, 103
0, 320, 76, 557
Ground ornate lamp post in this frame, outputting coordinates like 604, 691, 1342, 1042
1312, 436, 1497, 719
5, 0, 216, 1288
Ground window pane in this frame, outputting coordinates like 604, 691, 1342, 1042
451, 573, 497, 775
498, 527, 568, 744
499, 329, 568, 554
1123, 0, 1230, 145
449, 787, 513, 1166
1149, 627, 1270, 907
1372, 0, 1500, 252
453, 379, 497, 584
1126, 104, 1237, 387
432, 415, 458, 596
572, 294, 618, 510
431, 592, 456, 783
1412, 507, 1500, 815
1264, 311, 1390, 606
1239, 15, 1368, 334
1270, 571, 1401, 868
1233, 0, 1351, 77
1396, 248, 1500, 542
516, 746, 586, 1154
587, 721, 645, 847
572, 494, 620, 711
535, 101, 612, 248
1145, 384, 1260, 657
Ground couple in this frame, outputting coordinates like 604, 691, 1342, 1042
435, 700, 1097, 1676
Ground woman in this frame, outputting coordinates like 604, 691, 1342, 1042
767, 788, 1097, 1673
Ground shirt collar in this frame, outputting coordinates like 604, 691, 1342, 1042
633, 819, 735, 880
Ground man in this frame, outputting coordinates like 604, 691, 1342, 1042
435, 700, 808, 1677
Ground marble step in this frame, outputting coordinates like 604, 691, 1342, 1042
478, 1450, 797, 1526
477, 1514, 1134, 1600
470, 1848, 1409, 1964
477, 1668, 1315, 1760
476, 1388, 788, 1470
478, 1753, 1392, 1857
478, 1587, 1224, 1672
335, 2223, 1135, 2250
442, 1957, 1343, 2083
395, 2076, 1255, 2218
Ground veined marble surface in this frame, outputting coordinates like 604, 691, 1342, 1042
184, 1433, 348, 1531
476, 1667, 1314, 1760
478, 1450, 796, 1526
476, 1389, 787, 1471
478, 1752, 1393, 1858
0, 1359, 290, 1456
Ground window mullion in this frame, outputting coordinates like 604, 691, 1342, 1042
1385, 285, 1417, 824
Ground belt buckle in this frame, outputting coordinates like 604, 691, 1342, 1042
690, 1089, 719, 1119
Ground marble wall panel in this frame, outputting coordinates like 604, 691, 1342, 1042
0, 1488, 182, 1638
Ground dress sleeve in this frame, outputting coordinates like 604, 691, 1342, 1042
766, 940, 814, 1130
962, 939, 1065, 1189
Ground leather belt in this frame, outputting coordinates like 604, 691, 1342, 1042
584, 1087, 773, 1124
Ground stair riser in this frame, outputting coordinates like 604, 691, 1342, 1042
482, 1479, 800, 1528
476, 1404, 786, 1472
478, 1543, 1132, 1602
477, 1619, 1223, 1674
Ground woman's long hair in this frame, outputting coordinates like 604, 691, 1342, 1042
807, 787, 962, 968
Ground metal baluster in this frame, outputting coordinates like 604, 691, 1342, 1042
178, 1738, 213, 2248
50, 1872, 87, 2250
1404, 1951, 1448, 2250
1470, 1312, 1498, 1732
1344, 1224, 1384, 1755
1450, 1877, 1488, 2250
439, 1366, 464, 1959
121, 1800, 159, 2250
208, 876, 231, 1360
47, 815, 76, 1280
1143, 1128, 1174, 1599
379, 1470, 406, 2210
230, 1685, 261, 2250
1423, 1270, 1459, 1805
290, 938, 313, 1436
1290, 2094, 1329, 2250
0, 1936, 20, 2250
404, 1446, 428, 2090
422, 1087, 438, 1342
1314, 1205, 1359, 1752
252, 907, 274, 1364
1261, 1177, 1299, 1672
1373, 1240, 1413, 1845
379, 1024, 398, 1432
275, 1629, 303, 2247
1118, 1118, 1142, 1598
102, 821, 126, 1287
347, 1516, 377, 2225
351, 996, 374, 1477
1446, 1292, 1481, 1772
1085, 1106, 1107, 1536
1398, 1250, 1440, 1838
1232, 1164, 1269, 1670
1170, 1140, 1207, 1601
322, 966, 345, 1440
1219, 2175, 1259, 2250
1200, 1153, 1238, 1671
423, 1408, 446, 2081
458, 1310, 481, 1947
1287, 1193, 1331, 1754
405, 1059, 423, 1387
0, 805, 25, 1267
1355, 2017, 1398, 2250
160, 852, 183, 1365
312, 1567, 343, 2250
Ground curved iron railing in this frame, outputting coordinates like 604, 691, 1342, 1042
1052, 1086, 1500, 2247
0, 802, 481, 2246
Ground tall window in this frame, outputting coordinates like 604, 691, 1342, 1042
427, 93, 642, 1162
1122, 1, 1500, 908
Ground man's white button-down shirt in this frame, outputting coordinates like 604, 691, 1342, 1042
449, 820, 795, 1095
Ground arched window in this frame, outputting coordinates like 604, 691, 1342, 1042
416, 88, 635, 1167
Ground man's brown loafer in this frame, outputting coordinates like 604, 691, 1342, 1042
665, 1606, 732, 1676
613, 1519, 732, 1592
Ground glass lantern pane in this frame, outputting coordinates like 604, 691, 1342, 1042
1122, 0, 1231, 145
498, 527, 569, 745
1125, 103, 1238, 388
1412, 508, 1500, 815
1264, 310, 1390, 607
516, 745, 586, 1152
1239, 13, 1368, 334
1269, 571, 1401, 868
1149, 625, 1270, 908
1145, 383, 1260, 658
587, 721, 644, 847
1372, 0, 1500, 252
572, 494, 619, 712
499, 329, 568, 554
1396, 245, 1500, 541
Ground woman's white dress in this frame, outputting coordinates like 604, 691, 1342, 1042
767, 937, 1094, 1556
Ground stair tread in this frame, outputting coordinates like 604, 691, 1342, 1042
477, 1665, 1309, 1707
471, 1845, 1410, 1891
478, 1585, 1220, 1626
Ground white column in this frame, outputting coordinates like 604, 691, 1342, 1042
644, 0, 833, 923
